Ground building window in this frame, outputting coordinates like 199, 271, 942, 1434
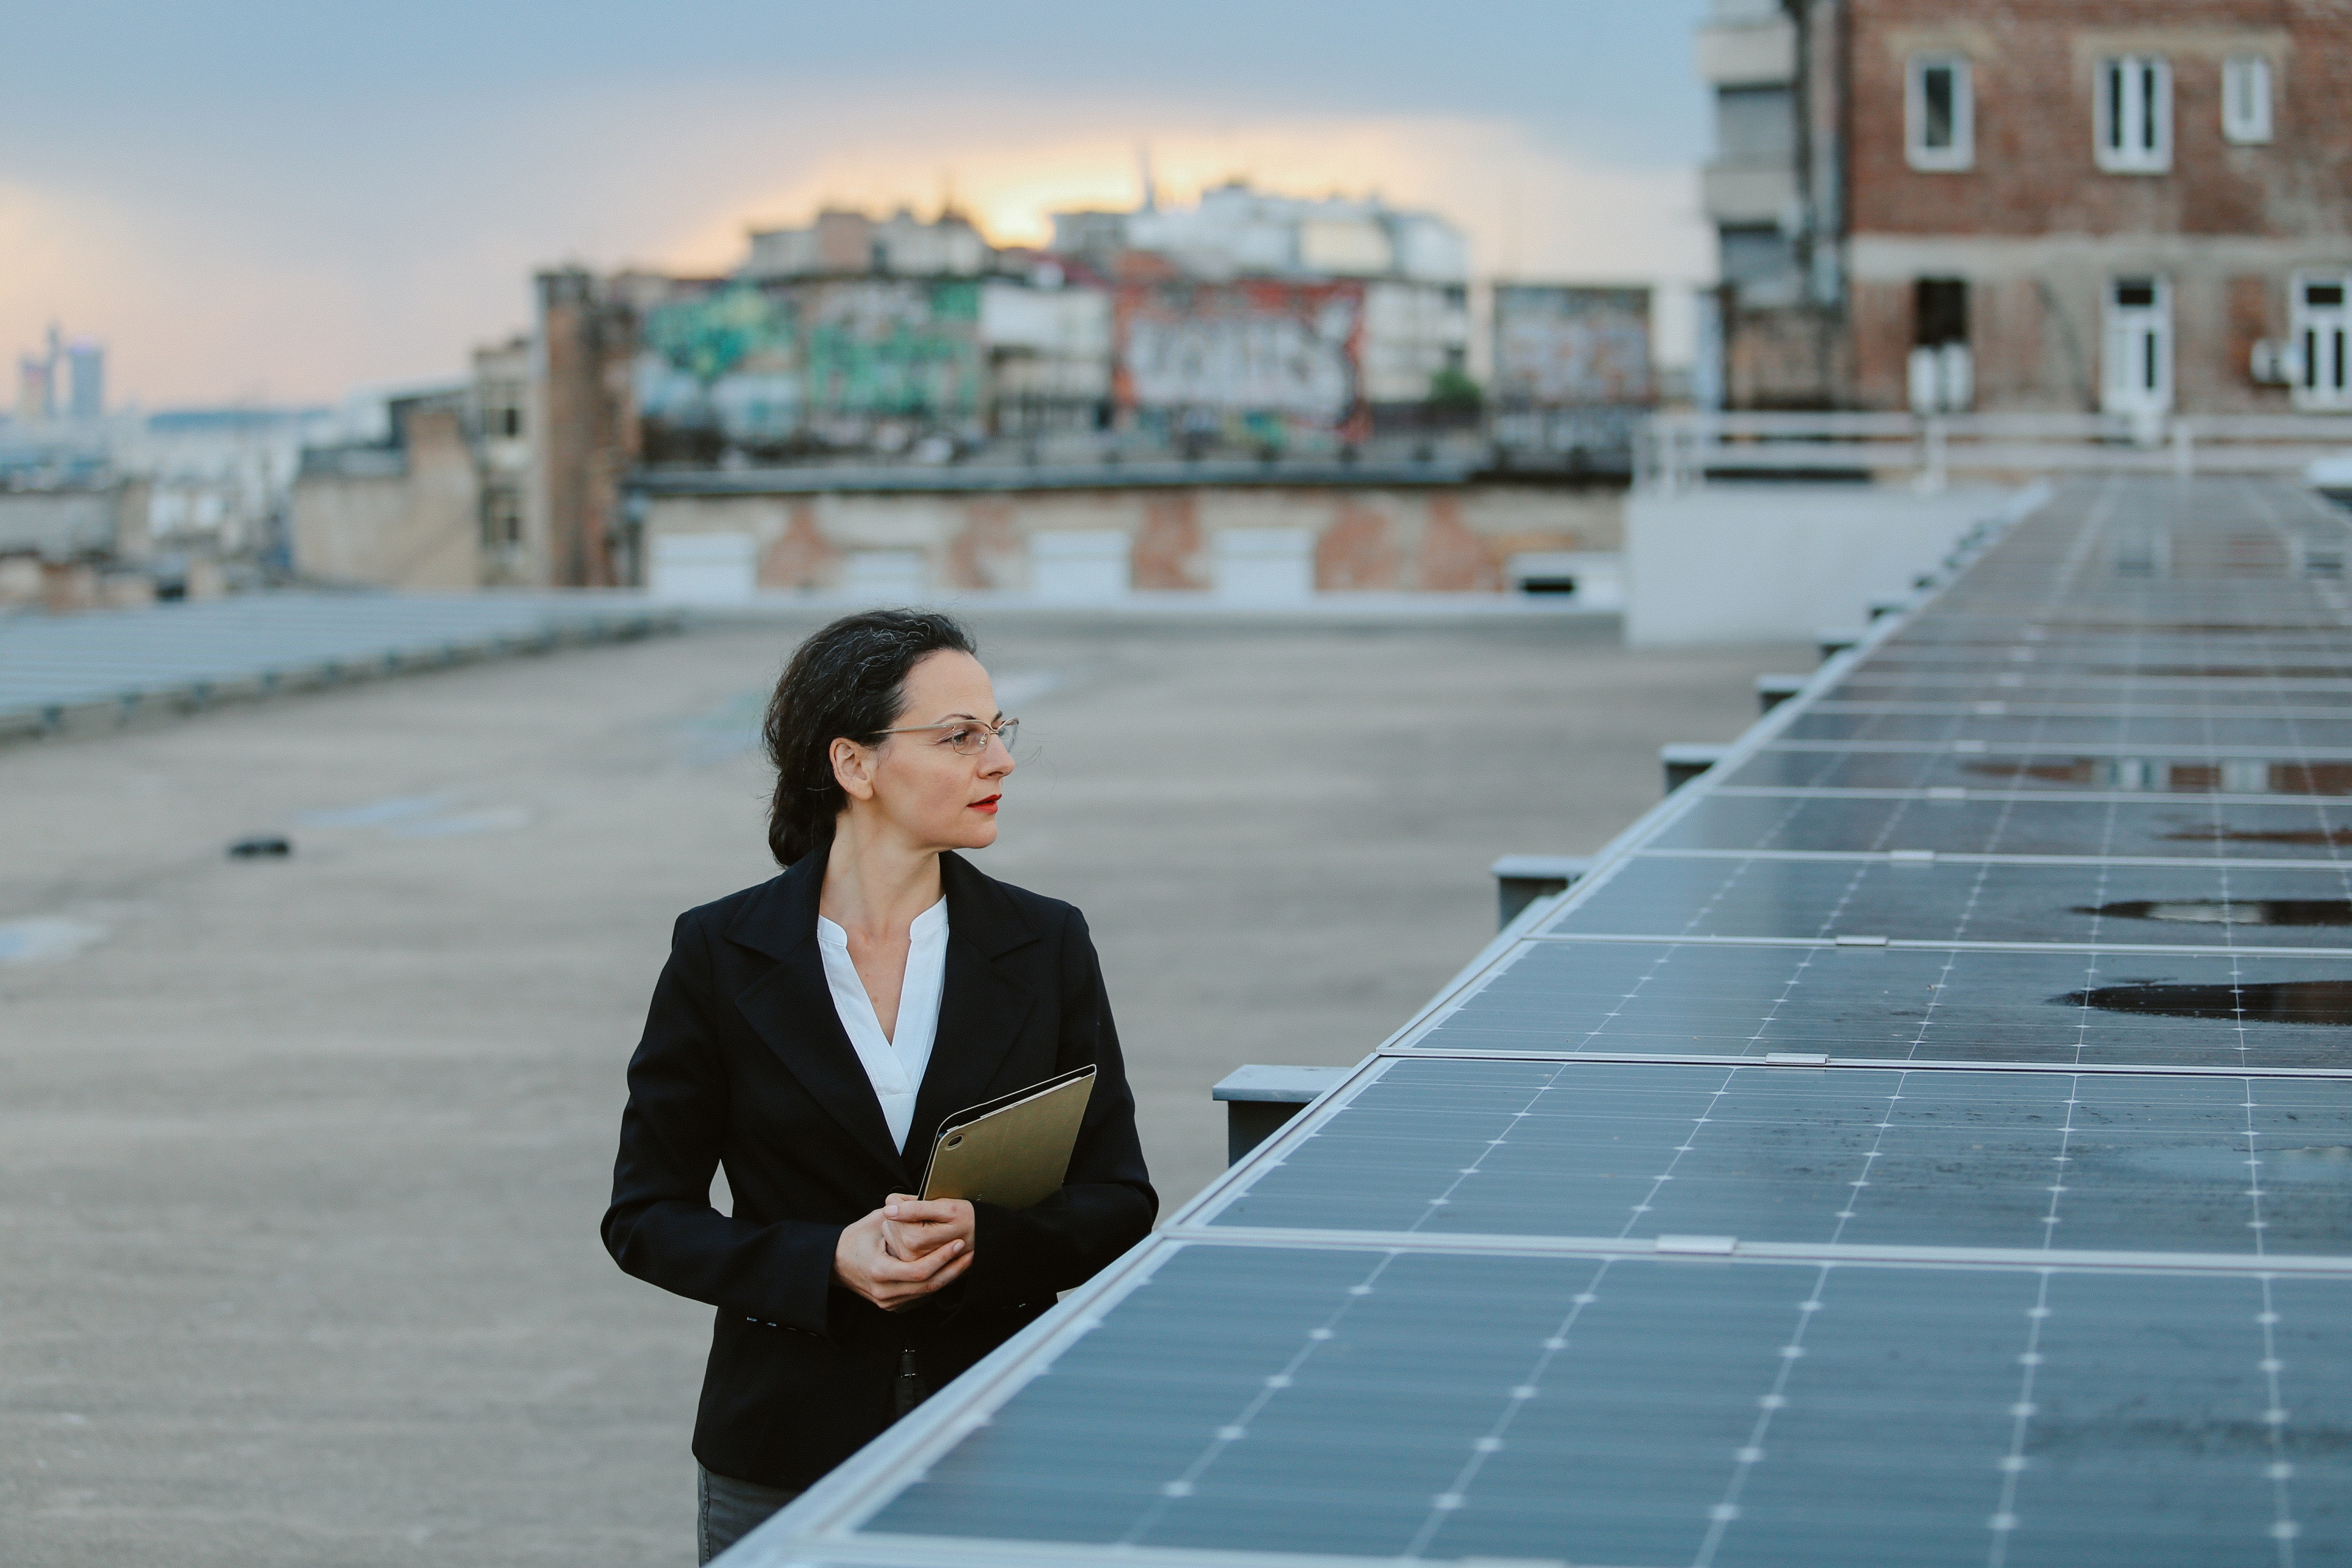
2097, 56, 2171, 173
2293, 274, 2351, 411
1720, 225, 1795, 291
2223, 55, 2273, 144
1715, 85, 1797, 165
481, 491, 524, 551
1909, 278, 1972, 412
1906, 56, 1973, 171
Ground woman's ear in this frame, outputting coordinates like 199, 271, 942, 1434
831, 737, 878, 802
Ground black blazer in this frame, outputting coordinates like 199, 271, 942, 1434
601, 846, 1157, 1489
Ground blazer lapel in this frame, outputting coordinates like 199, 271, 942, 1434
724, 847, 911, 1188
905, 853, 1041, 1170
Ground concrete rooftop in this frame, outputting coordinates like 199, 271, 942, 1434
0, 609, 1806, 1566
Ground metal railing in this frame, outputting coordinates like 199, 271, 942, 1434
1638, 410, 2352, 492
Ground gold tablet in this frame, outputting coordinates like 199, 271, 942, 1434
918, 1065, 1096, 1210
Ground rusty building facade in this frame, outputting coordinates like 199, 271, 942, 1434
1488, 284, 1656, 461
290, 340, 552, 591
520, 194, 1598, 595
1699, 0, 2352, 414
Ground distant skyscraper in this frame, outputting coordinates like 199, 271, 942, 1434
66, 338, 104, 421
16, 355, 51, 423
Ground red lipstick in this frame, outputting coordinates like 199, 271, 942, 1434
971, 794, 1000, 815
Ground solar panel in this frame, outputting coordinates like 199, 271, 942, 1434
1201, 1057, 2352, 1256
731, 480, 2352, 1568
1716, 744, 2352, 793
826, 1246, 2349, 1567
1656, 793, 2352, 859
0, 592, 679, 734
1777, 709, 2352, 746
1404, 938, 2352, 1069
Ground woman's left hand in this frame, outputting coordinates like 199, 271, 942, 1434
882, 1194, 975, 1265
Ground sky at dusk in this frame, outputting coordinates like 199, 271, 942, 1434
2, 1, 1714, 409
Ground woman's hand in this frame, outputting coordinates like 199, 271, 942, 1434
832, 1196, 974, 1311
882, 1195, 974, 1267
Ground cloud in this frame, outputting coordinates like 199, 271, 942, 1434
2, 86, 1712, 405
654, 108, 1710, 283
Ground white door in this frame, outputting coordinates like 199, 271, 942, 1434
649, 533, 757, 605
2293, 274, 2351, 412
2102, 276, 2173, 418
1029, 530, 1131, 602
841, 551, 928, 605
1213, 529, 1316, 604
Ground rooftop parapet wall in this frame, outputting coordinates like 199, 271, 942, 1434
1624, 481, 2022, 647
636, 480, 1621, 598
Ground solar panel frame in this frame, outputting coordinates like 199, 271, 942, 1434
752, 1240, 2352, 1567
1190, 1055, 2352, 1256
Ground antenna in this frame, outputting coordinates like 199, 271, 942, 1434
1136, 143, 1157, 213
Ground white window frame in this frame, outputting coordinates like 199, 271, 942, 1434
2096, 55, 2172, 173
2223, 54, 2274, 145
2292, 273, 2351, 412
1905, 54, 1974, 172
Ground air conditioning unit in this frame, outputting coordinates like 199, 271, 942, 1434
2251, 339, 2299, 385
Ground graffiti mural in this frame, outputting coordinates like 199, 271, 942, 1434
1491, 285, 1654, 407
1114, 279, 1366, 448
635, 279, 988, 463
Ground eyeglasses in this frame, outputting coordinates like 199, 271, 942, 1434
877, 716, 1020, 757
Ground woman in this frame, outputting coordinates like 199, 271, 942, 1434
602, 609, 1156, 1564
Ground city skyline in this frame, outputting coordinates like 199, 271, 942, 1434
0, 1, 1711, 407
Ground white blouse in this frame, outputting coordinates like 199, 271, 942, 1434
815, 898, 948, 1153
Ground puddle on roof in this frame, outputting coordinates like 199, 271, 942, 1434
0, 918, 108, 965
673, 689, 768, 765
2089, 666, 2352, 680
386, 807, 531, 839
2041, 620, 2335, 635
2058, 979, 2352, 1025
2075, 900, 2352, 927
295, 794, 453, 827
2272, 1146, 2352, 1179
1964, 760, 2108, 785
2106, 1144, 2352, 1185
2163, 825, 2352, 848
1963, 759, 2352, 795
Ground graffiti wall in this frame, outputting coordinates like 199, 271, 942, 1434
1491, 285, 1654, 407
635, 279, 989, 463
634, 274, 1391, 461
1114, 279, 1366, 447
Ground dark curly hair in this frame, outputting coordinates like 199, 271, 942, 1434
762, 609, 979, 867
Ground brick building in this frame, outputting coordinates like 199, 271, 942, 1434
1699, 0, 2352, 415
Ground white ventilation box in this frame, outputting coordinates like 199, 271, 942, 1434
842, 551, 929, 605
1030, 530, 1131, 602
1213, 527, 1315, 604
649, 533, 757, 605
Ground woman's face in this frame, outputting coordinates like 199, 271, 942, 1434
839, 650, 1014, 853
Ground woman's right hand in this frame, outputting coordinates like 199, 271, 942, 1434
833, 1204, 973, 1311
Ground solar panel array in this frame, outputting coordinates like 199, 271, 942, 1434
739, 478, 2352, 1568
0, 592, 679, 736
